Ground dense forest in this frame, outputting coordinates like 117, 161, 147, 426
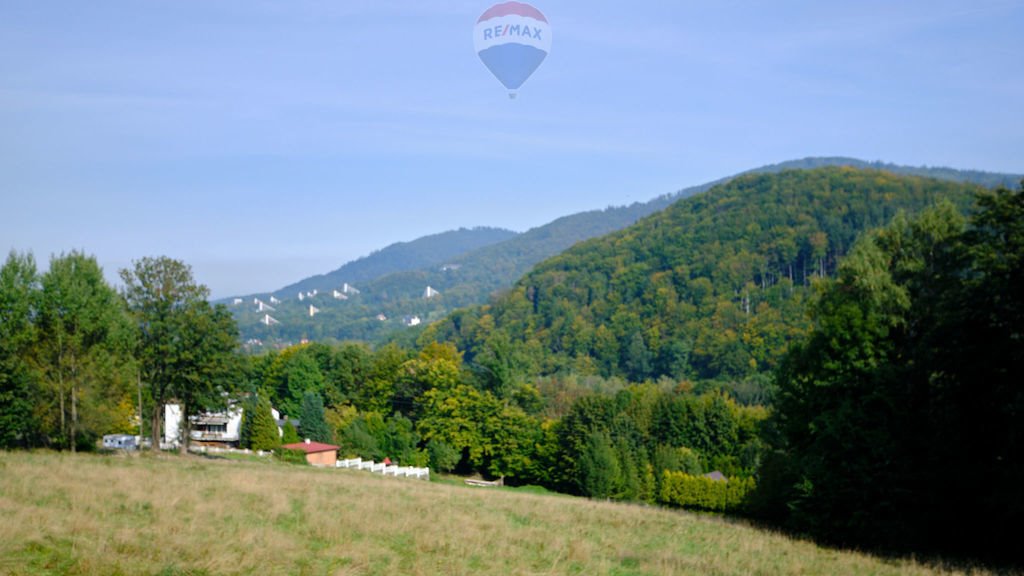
3, 166, 1021, 563
760, 185, 1023, 559
423, 168, 982, 387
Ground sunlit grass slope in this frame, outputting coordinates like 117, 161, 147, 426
0, 451, 992, 575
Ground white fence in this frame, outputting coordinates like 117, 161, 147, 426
190, 445, 273, 457
184, 446, 430, 481
337, 457, 430, 481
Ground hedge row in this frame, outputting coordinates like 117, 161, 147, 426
659, 471, 755, 512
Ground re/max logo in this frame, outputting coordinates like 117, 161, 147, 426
482, 24, 543, 41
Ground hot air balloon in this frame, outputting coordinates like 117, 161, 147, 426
474, 2, 551, 98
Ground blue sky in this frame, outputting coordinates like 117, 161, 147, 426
2, 1, 1022, 299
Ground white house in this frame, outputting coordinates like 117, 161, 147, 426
164, 402, 284, 448
165, 403, 243, 448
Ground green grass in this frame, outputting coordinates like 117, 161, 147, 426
0, 451, 997, 575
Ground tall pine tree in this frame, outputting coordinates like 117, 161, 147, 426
299, 391, 332, 444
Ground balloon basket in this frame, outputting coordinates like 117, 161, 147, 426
508, 92, 517, 100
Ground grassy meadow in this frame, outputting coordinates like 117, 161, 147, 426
0, 451, 996, 576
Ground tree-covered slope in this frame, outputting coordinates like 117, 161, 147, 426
362, 199, 681, 308
233, 199, 683, 345
273, 226, 518, 298
231, 159, 1019, 348
424, 167, 987, 383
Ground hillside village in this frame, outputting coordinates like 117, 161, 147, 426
236, 280, 441, 332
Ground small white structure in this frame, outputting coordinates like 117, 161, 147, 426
402, 315, 421, 327
164, 404, 182, 447
260, 314, 280, 326
375, 313, 387, 322
298, 292, 305, 301
309, 305, 320, 317
332, 290, 349, 300
257, 300, 276, 312
269, 296, 281, 305
423, 286, 440, 299
102, 434, 139, 450
232, 298, 243, 306
342, 283, 360, 295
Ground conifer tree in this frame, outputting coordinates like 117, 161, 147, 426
299, 391, 332, 444
282, 420, 300, 444
248, 395, 280, 451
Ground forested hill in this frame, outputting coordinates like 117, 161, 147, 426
228, 158, 1018, 347
424, 167, 988, 384
359, 198, 679, 309
275, 226, 518, 297
223, 227, 518, 304
229, 199, 681, 345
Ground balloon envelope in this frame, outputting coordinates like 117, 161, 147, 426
474, 2, 551, 93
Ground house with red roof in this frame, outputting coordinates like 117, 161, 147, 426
282, 439, 339, 467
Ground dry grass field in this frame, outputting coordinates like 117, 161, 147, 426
0, 451, 996, 576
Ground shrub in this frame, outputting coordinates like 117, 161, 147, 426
658, 471, 755, 513
275, 447, 308, 466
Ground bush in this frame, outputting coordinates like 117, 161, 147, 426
427, 439, 459, 473
658, 471, 755, 513
275, 447, 308, 466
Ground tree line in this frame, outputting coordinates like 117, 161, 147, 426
222, 337, 766, 510
1, 255, 238, 453
757, 183, 1023, 561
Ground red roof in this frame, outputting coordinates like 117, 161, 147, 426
281, 441, 339, 454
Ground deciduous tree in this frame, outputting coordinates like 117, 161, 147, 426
37, 251, 134, 451
0, 252, 39, 448
120, 256, 212, 450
